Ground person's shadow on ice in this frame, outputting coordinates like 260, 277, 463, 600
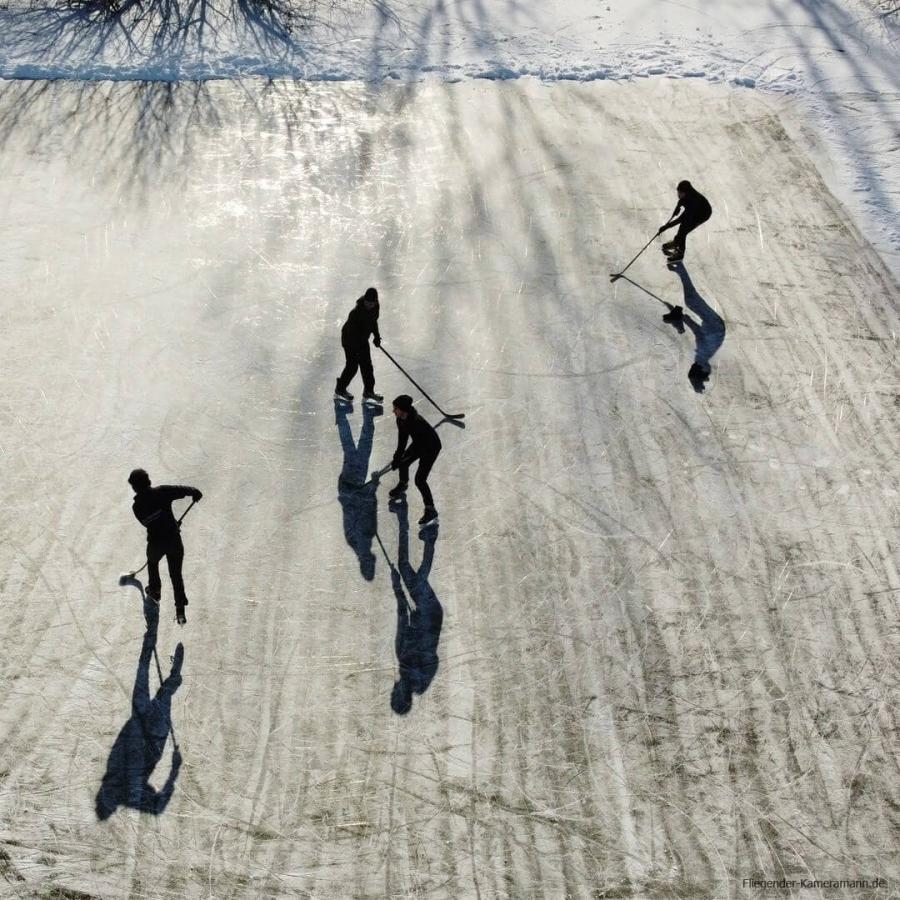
666, 262, 726, 393
388, 502, 443, 715
95, 592, 182, 819
336, 399, 381, 581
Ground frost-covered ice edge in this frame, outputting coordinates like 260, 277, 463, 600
0, 35, 802, 89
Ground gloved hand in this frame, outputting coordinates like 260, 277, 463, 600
374, 336, 381, 348
657, 224, 669, 234
192, 489, 203, 501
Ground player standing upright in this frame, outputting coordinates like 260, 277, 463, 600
128, 469, 202, 625
335, 287, 384, 405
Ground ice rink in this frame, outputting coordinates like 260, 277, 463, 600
0, 78, 898, 897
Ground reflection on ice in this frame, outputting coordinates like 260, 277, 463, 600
383, 502, 443, 715
335, 399, 381, 581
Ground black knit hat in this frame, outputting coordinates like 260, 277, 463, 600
364, 287, 378, 302
128, 468, 151, 490
677, 180, 693, 193
392, 394, 414, 412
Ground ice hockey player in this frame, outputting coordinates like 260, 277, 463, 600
658, 180, 712, 262
335, 287, 384, 405
128, 469, 202, 625
388, 395, 442, 527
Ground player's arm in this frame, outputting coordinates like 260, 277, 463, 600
162, 485, 202, 502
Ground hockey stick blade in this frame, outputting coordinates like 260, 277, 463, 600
437, 414, 466, 430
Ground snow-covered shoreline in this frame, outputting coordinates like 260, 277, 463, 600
1, 0, 897, 277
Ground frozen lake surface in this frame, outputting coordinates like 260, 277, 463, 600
0, 77, 898, 897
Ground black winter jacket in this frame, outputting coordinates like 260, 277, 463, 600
341, 296, 381, 349
394, 411, 442, 465
132, 485, 198, 543
670, 187, 712, 228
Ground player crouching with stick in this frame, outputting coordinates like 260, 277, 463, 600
388, 395, 442, 527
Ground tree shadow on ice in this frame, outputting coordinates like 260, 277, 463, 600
0, 0, 312, 189
95, 591, 182, 820
0, 77, 324, 201
336, 398, 381, 582
382, 501, 443, 715
666, 262, 726, 393
362, 0, 537, 84
3, 0, 314, 72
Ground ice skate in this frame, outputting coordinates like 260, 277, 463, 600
334, 380, 353, 402
689, 361, 711, 380
688, 361, 712, 393
362, 390, 383, 405
662, 306, 685, 333
661, 237, 683, 259
176, 606, 187, 626
418, 506, 439, 527
388, 481, 409, 499
145, 587, 160, 603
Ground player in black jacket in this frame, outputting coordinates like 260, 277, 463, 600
335, 287, 383, 404
388, 395, 442, 526
129, 469, 202, 625
658, 180, 712, 262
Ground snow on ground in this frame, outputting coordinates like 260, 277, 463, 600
0, 75, 898, 897
1, 0, 899, 275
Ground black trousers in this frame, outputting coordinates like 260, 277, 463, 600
667, 210, 711, 252
337, 344, 374, 393
399, 449, 439, 508
147, 537, 187, 609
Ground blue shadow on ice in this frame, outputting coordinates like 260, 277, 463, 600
95, 590, 182, 820
668, 262, 726, 393
620, 265, 726, 392
335, 399, 381, 582
382, 502, 443, 715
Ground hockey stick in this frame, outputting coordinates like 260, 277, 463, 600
378, 345, 465, 421
339, 462, 393, 491
434, 414, 467, 431
616, 274, 683, 321
119, 498, 197, 584
609, 219, 674, 282
374, 531, 393, 567
359, 462, 393, 489
609, 233, 657, 282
